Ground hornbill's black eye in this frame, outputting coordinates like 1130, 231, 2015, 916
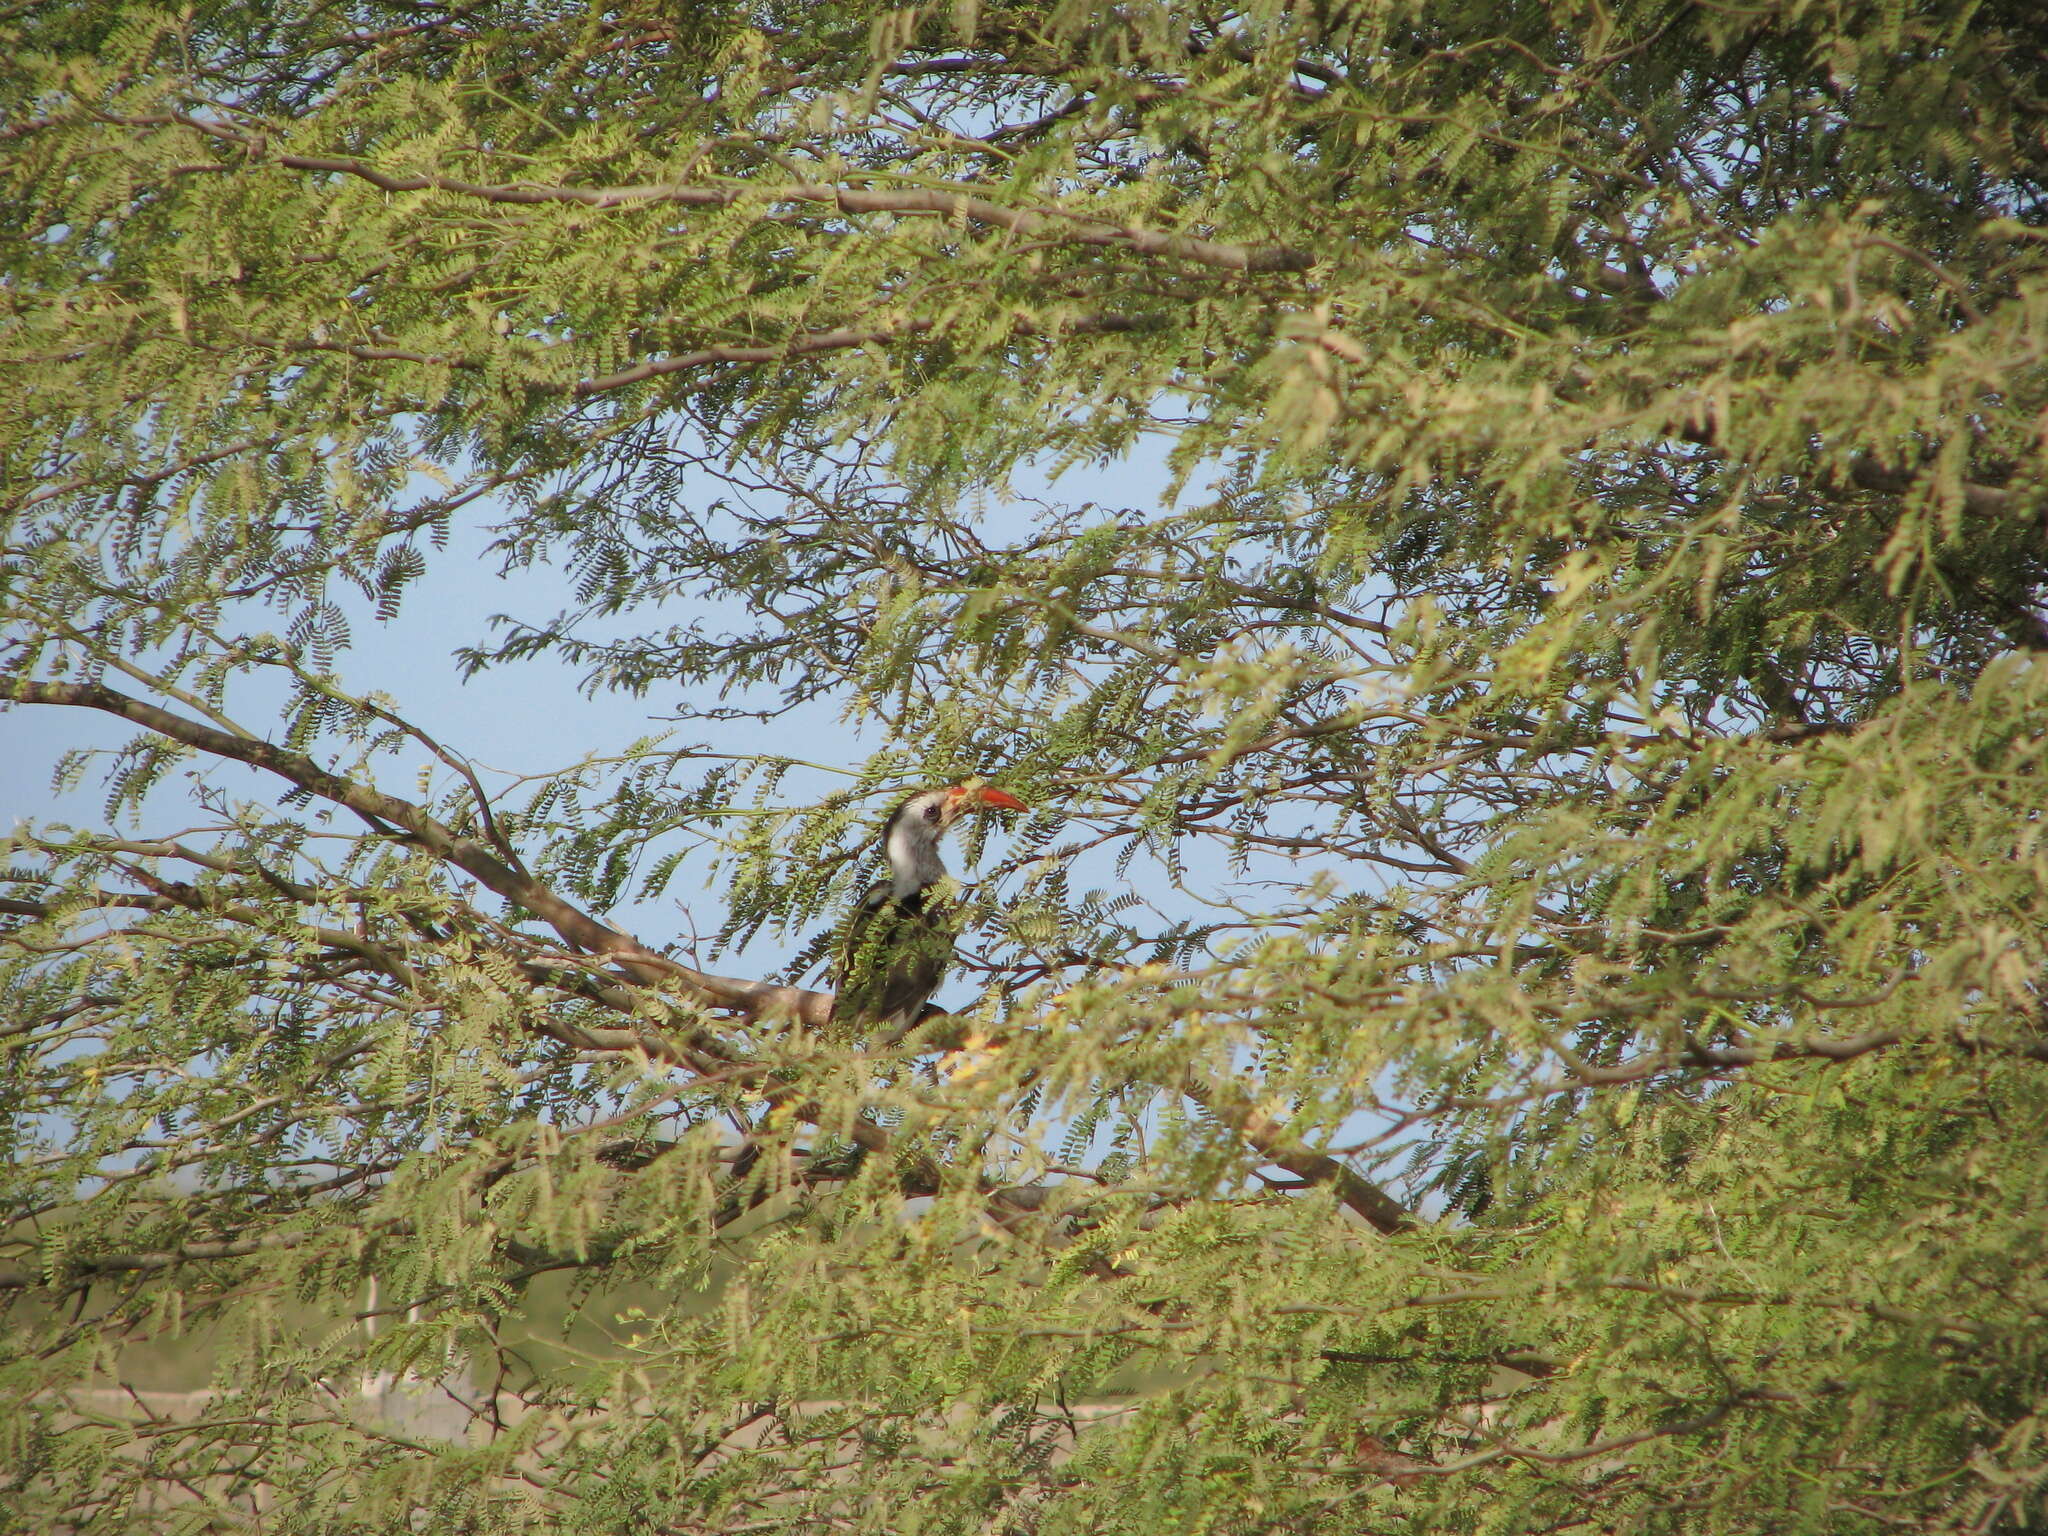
923, 803, 942, 822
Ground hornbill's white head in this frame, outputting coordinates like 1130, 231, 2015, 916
882, 781, 1027, 898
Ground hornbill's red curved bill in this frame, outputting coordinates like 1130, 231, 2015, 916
831, 783, 1026, 1039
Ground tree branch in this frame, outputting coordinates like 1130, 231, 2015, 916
4, 679, 830, 1026
1183, 1075, 1415, 1235
137, 113, 1313, 275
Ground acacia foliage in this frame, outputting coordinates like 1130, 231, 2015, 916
3, 1, 2047, 1532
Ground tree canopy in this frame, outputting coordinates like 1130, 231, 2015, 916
4, 1, 2047, 1531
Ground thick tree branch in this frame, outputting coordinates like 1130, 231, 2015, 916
575, 324, 935, 396
136, 112, 1314, 274
573, 313, 1149, 396
1184, 1076, 1415, 1235
1847, 453, 2012, 517
1574, 1027, 2048, 1085
0, 1229, 319, 1291
4, 679, 831, 1026
1671, 416, 2016, 519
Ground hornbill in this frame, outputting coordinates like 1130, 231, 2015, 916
831, 782, 1026, 1039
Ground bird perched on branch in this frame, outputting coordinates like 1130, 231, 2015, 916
832, 782, 1026, 1040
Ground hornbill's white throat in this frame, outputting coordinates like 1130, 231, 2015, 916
832, 782, 1026, 1038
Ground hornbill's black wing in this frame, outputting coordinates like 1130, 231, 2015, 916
831, 881, 960, 1037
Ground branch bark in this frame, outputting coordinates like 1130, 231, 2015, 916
1574, 1027, 2048, 1085
137, 112, 1314, 274
5, 678, 831, 1026
1184, 1076, 1414, 1235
